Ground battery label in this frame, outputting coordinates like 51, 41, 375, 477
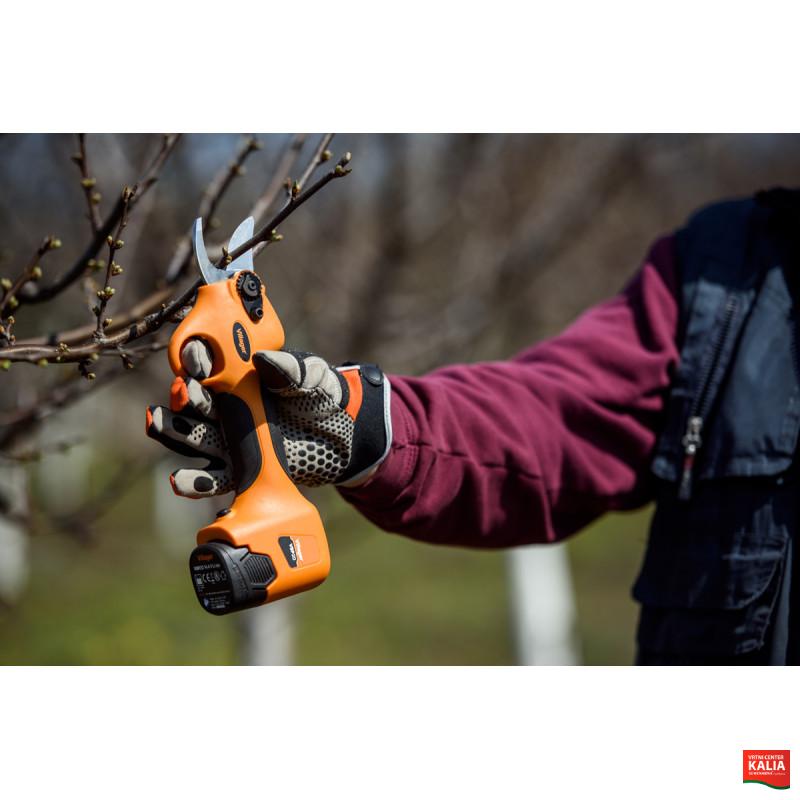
190, 556, 233, 612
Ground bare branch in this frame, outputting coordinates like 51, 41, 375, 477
18, 134, 181, 307
297, 133, 335, 192
164, 136, 262, 284
137, 133, 182, 195
0, 144, 353, 367
248, 134, 307, 226
93, 185, 137, 336
234, 151, 353, 262
72, 134, 103, 234
0, 235, 62, 340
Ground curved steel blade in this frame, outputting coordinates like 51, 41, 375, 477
227, 216, 255, 273
193, 218, 231, 284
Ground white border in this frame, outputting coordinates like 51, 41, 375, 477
1, 666, 797, 799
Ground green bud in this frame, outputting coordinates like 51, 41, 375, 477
86, 372, 96, 381
30, 266, 42, 280
81, 177, 96, 189
321, 149, 332, 162
114, 240, 124, 249
8, 296, 18, 310
49, 238, 62, 249
91, 192, 101, 204
90, 352, 99, 362
106, 235, 114, 246
37, 358, 48, 367
1, 278, 11, 291
0, 360, 10, 371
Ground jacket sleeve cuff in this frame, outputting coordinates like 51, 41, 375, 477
336, 379, 417, 509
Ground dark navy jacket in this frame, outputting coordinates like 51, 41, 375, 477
633, 190, 800, 664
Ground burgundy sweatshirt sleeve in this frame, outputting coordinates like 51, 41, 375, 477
339, 236, 681, 547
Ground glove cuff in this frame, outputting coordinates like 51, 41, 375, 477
335, 364, 393, 487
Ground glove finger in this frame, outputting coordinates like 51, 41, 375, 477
146, 405, 228, 461
170, 465, 234, 498
181, 338, 213, 379
254, 350, 344, 405
170, 375, 217, 418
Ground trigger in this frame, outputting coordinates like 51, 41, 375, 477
181, 338, 214, 379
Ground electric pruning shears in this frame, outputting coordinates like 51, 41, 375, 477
167, 217, 330, 615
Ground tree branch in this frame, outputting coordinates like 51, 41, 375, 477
248, 133, 307, 226
17, 134, 181, 307
93, 185, 137, 336
72, 134, 103, 234
164, 136, 262, 284
235, 151, 352, 262
0, 144, 353, 367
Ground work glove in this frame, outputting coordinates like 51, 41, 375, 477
146, 341, 392, 498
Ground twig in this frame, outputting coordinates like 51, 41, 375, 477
18, 134, 181, 307
137, 133, 182, 195
297, 133, 335, 192
237, 151, 353, 261
94, 185, 137, 336
164, 136, 262, 284
0, 436, 85, 463
47, 455, 156, 545
0, 147, 353, 366
0, 236, 62, 340
72, 134, 103, 234
248, 134, 307, 226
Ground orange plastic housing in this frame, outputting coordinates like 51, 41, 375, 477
167, 275, 330, 603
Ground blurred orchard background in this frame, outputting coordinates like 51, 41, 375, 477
1, 133, 799, 665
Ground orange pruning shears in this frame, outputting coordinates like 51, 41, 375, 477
167, 217, 330, 615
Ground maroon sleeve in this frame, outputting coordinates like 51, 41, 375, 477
338, 236, 680, 547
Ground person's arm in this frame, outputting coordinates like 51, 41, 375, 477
338, 236, 681, 547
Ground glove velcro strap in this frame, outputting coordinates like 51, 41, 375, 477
336, 364, 392, 486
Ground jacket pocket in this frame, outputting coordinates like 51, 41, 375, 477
632, 478, 791, 656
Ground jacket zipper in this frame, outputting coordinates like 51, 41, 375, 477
678, 295, 738, 501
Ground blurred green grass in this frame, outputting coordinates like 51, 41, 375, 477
0, 465, 651, 665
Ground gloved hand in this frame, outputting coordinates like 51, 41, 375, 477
146, 341, 392, 498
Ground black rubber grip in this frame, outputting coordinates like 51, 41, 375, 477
215, 393, 262, 494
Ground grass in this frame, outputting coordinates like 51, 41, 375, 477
0, 465, 651, 665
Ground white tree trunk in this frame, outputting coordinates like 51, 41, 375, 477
0, 464, 30, 606
507, 543, 580, 665
240, 600, 294, 666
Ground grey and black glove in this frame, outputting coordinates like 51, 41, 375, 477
146, 341, 392, 498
